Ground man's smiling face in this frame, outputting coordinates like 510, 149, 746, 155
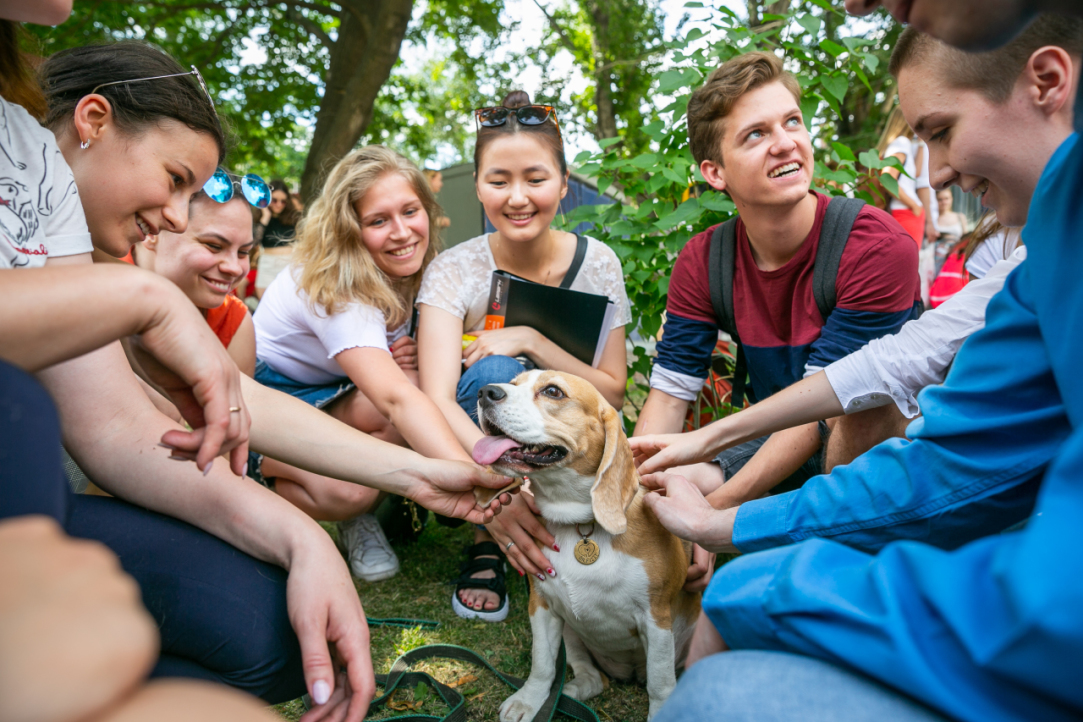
703, 81, 813, 209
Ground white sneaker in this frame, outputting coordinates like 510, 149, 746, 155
337, 514, 400, 582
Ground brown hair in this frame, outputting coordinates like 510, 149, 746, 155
687, 51, 802, 166
0, 21, 47, 120
473, 90, 567, 176
269, 178, 301, 226
40, 41, 226, 163
293, 145, 442, 327
889, 15, 1083, 102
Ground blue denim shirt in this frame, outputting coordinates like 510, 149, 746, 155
703, 133, 1083, 722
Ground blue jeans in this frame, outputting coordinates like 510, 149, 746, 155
456, 355, 526, 422
655, 651, 948, 722
0, 360, 305, 703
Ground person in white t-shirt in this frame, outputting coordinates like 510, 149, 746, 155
878, 107, 925, 248
253, 145, 478, 583
417, 90, 632, 622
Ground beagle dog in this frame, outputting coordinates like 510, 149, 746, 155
472, 370, 701, 721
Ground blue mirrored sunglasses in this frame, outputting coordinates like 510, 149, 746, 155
203, 168, 271, 208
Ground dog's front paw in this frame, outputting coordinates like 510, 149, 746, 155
499, 690, 544, 722
563, 671, 605, 701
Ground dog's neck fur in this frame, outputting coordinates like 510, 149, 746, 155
528, 466, 598, 526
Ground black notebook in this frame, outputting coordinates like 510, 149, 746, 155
484, 270, 617, 367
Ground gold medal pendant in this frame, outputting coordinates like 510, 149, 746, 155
574, 538, 600, 565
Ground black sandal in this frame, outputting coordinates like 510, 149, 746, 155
450, 541, 509, 622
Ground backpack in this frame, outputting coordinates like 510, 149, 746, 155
707, 196, 867, 408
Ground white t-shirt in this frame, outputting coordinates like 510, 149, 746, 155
417, 234, 633, 333
913, 139, 939, 228
965, 229, 1020, 279
825, 246, 1027, 418
885, 135, 917, 213
0, 97, 91, 268
253, 266, 406, 385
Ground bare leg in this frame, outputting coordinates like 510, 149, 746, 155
96, 679, 275, 722
265, 457, 383, 521
823, 404, 911, 473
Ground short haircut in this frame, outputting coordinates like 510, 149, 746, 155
686, 51, 801, 166
890, 14, 1083, 102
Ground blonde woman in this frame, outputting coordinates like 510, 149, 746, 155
877, 106, 924, 247
253, 146, 476, 581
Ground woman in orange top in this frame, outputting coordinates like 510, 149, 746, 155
132, 191, 257, 375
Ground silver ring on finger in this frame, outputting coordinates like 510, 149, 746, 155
505, 540, 516, 551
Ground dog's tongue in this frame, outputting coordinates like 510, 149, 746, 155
473, 435, 522, 465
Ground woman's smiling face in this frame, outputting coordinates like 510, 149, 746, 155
65, 103, 219, 257
145, 197, 253, 309
475, 133, 568, 244
355, 172, 430, 279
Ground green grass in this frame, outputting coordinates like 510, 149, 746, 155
273, 520, 650, 721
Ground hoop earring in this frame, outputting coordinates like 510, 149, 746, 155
79, 139, 90, 150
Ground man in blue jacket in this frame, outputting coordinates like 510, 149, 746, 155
645, 7, 1083, 722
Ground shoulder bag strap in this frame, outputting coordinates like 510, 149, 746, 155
812, 196, 866, 322
708, 218, 748, 408
558, 234, 589, 289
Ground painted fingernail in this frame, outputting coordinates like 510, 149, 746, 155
157, 442, 178, 450
546, 567, 556, 577
312, 680, 331, 705
168, 454, 188, 462
202, 460, 213, 476
553, 543, 560, 552
536, 573, 545, 581
518, 569, 524, 576
241, 463, 248, 478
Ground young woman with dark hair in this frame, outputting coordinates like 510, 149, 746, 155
1, 32, 514, 722
417, 90, 632, 621
254, 178, 300, 298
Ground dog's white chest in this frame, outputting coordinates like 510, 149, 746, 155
537, 526, 651, 652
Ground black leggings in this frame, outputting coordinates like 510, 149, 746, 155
0, 360, 305, 703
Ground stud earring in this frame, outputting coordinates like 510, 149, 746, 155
79, 139, 90, 150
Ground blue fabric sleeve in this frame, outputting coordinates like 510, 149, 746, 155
733, 267, 1067, 554
805, 304, 920, 371
652, 312, 718, 379
708, 425, 1083, 722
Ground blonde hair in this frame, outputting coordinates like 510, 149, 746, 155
293, 146, 442, 327
876, 106, 915, 156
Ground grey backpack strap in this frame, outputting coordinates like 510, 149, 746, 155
812, 196, 866, 322
708, 218, 748, 407
558, 234, 589, 289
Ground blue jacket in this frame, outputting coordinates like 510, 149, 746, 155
704, 133, 1083, 722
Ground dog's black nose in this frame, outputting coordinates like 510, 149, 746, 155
478, 384, 507, 404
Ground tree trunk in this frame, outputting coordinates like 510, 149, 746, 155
588, 1, 619, 141
300, 0, 414, 202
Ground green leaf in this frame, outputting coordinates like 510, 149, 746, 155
796, 14, 821, 36
659, 69, 690, 93
574, 151, 594, 164
861, 53, 880, 73
414, 681, 431, 702
598, 136, 623, 149
831, 142, 856, 163
858, 149, 885, 169
799, 95, 820, 131
819, 39, 847, 58
819, 74, 849, 102
880, 173, 900, 197
662, 166, 686, 185
841, 37, 864, 52
655, 198, 700, 230
630, 153, 660, 169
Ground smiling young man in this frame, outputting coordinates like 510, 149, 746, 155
646, 12, 1083, 722
634, 52, 921, 506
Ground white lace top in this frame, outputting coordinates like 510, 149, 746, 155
417, 234, 632, 333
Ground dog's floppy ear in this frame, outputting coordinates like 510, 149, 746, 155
590, 403, 638, 535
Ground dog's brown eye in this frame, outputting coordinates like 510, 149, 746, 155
540, 385, 565, 399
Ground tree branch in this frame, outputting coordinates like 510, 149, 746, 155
286, 6, 333, 50
530, 0, 579, 56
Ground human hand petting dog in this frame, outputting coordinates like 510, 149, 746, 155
630, 426, 722, 476
642, 474, 739, 554
408, 460, 517, 525
485, 492, 558, 581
